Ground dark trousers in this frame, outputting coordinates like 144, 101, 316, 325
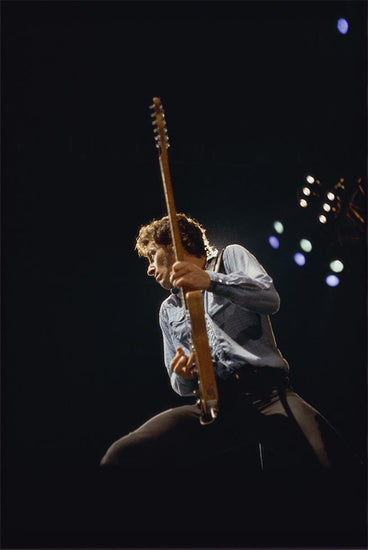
100, 374, 354, 471
98, 375, 365, 547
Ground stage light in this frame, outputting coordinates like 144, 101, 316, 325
323, 203, 331, 212
326, 274, 340, 287
306, 175, 315, 184
319, 214, 327, 224
294, 252, 306, 266
299, 199, 308, 208
268, 236, 280, 249
273, 221, 284, 234
337, 18, 349, 34
327, 192, 335, 201
302, 187, 311, 196
330, 259, 344, 273
300, 239, 312, 253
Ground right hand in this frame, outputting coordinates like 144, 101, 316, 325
170, 261, 211, 291
170, 347, 196, 379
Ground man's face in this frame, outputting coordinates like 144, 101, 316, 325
146, 240, 175, 290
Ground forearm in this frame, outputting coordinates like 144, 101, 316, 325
205, 244, 281, 314
206, 270, 280, 314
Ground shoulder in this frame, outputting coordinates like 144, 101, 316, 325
223, 243, 254, 261
222, 243, 265, 274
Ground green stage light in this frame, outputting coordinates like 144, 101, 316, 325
300, 239, 312, 253
273, 221, 284, 234
330, 260, 344, 273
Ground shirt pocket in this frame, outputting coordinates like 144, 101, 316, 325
167, 308, 192, 343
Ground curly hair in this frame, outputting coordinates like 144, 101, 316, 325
135, 213, 216, 259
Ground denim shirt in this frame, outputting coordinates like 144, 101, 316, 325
159, 244, 290, 396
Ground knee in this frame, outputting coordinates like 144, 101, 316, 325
99, 444, 121, 467
99, 453, 114, 467
99, 433, 136, 467
99, 453, 113, 468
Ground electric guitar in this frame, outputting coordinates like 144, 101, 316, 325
149, 97, 219, 425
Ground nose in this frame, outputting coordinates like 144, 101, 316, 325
147, 263, 155, 277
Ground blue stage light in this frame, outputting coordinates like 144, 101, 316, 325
293, 252, 306, 266
268, 236, 280, 249
337, 18, 349, 34
326, 274, 340, 287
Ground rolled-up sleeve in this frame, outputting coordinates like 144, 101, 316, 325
159, 304, 197, 396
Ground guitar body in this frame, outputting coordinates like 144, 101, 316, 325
150, 96, 219, 425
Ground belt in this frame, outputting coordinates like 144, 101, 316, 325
234, 365, 288, 385
218, 365, 290, 397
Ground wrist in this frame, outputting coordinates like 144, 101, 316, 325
208, 279, 217, 293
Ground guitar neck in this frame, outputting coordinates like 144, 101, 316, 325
158, 146, 184, 263
151, 97, 188, 305
158, 149, 188, 308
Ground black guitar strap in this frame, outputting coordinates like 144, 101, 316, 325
214, 248, 225, 274
207, 247, 225, 274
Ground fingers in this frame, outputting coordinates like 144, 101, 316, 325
187, 351, 196, 368
170, 348, 196, 379
169, 263, 189, 288
170, 262, 210, 290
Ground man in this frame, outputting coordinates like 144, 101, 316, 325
100, 213, 353, 473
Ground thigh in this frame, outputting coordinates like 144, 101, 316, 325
100, 404, 205, 467
101, 400, 262, 469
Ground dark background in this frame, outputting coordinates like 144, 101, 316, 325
2, 0, 367, 548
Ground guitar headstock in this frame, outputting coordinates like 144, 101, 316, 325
149, 97, 170, 153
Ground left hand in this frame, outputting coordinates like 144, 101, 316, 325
170, 261, 211, 291
170, 347, 197, 379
